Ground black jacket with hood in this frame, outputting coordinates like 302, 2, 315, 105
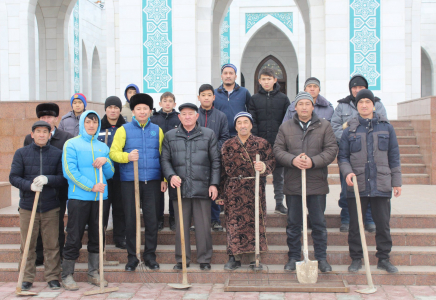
150, 108, 180, 133
198, 106, 230, 150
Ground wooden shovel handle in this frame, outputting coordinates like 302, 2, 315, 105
134, 161, 141, 260
99, 168, 104, 290
176, 183, 189, 285
255, 154, 260, 267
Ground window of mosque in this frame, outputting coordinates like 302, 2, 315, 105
260, 59, 284, 79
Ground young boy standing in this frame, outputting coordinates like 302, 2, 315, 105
248, 68, 290, 215
151, 92, 180, 231
59, 93, 87, 136
197, 84, 229, 231
122, 84, 140, 122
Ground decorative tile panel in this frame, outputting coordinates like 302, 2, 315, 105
350, 0, 380, 90
73, 2, 80, 93
220, 8, 230, 66
143, 0, 172, 93
245, 12, 293, 33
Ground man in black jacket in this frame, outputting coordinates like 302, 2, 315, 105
24, 103, 73, 265
248, 68, 290, 215
10, 121, 66, 291
151, 92, 179, 231
197, 84, 229, 232
161, 103, 220, 271
97, 96, 126, 249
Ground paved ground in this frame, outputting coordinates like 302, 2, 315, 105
1, 282, 436, 299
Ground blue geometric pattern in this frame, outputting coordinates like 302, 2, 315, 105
245, 13, 293, 33
73, 2, 80, 93
220, 8, 230, 66
143, 0, 172, 93
350, 0, 380, 90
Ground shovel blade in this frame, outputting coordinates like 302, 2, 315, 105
356, 287, 377, 294
15, 290, 38, 296
296, 260, 318, 284
168, 283, 192, 290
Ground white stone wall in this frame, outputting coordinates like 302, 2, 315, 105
421, 0, 436, 98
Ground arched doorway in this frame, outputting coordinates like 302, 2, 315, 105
254, 55, 287, 95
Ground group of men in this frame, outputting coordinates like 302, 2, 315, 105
9, 62, 402, 293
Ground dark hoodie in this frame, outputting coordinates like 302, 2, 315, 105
122, 84, 140, 122
150, 108, 180, 133
247, 82, 290, 146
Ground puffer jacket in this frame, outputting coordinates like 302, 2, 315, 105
248, 82, 290, 146
338, 113, 402, 198
9, 142, 65, 213
161, 123, 221, 199
273, 112, 338, 196
198, 106, 230, 150
150, 108, 180, 133
282, 94, 334, 123
62, 111, 115, 201
59, 111, 84, 137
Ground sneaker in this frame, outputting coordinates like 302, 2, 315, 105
318, 260, 332, 272
365, 223, 376, 233
190, 225, 195, 232
340, 223, 349, 232
377, 259, 398, 273
173, 262, 190, 270
348, 259, 362, 272
200, 263, 211, 270
274, 203, 287, 215
158, 216, 164, 232
211, 221, 223, 232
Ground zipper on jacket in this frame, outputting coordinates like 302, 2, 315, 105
205, 112, 208, 127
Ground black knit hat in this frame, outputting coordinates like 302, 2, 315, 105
349, 75, 368, 90
105, 96, 122, 111
32, 120, 51, 132
129, 93, 154, 111
36, 103, 59, 118
355, 89, 375, 104
178, 103, 198, 112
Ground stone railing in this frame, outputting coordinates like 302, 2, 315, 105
398, 96, 436, 184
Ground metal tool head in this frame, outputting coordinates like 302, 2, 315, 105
355, 287, 377, 294
15, 288, 38, 296
296, 260, 318, 284
168, 283, 192, 290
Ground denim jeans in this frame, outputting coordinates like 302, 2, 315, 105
338, 171, 374, 225
286, 194, 328, 261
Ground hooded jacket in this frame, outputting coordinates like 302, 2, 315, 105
338, 113, 402, 198
248, 82, 290, 146
282, 94, 334, 123
331, 75, 387, 142
122, 84, 140, 122
198, 106, 230, 150
274, 113, 338, 196
59, 111, 84, 137
62, 111, 115, 201
9, 142, 65, 213
214, 83, 251, 137
97, 115, 126, 181
150, 108, 180, 133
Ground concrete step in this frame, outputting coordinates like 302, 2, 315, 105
0, 262, 434, 286
391, 120, 412, 128
328, 163, 427, 175
394, 127, 416, 136
2, 227, 436, 247
396, 136, 418, 146
326, 174, 430, 185
400, 154, 425, 164
398, 145, 421, 155
1, 244, 435, 266
2, 213, 436, 229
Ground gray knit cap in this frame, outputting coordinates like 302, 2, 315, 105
304, 77, 320, 91
294, 91, 314, 106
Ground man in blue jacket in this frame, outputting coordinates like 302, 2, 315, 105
10, 121, 66, 292
97, 96, 126, 249
214, 64, 251, 137
61, 111, 115, 290
338, 89, 401, 274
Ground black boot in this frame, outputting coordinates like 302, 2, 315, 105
284, 258, 297, 271
377, 259, 398, 273
348, 259, 362, 272
169, 216, 176, 231
318, 260, 332, 272
61, 259, 79, 291
224, 255, 241, 270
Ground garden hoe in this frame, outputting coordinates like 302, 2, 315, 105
168, 182, 192, 289
84, 168, 119, 296
352, 176, 377, 294
15, 192, 40, 296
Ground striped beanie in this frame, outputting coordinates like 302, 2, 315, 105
234, 112, 253, 127
294, 91, 314, 106
70, 93, 87, 108
221, 63, 237, 74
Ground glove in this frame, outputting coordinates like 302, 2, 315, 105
31, 183, 43, 192
33, 175, 48, 186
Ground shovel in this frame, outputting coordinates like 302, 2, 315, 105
253, 154, 262, 271
15, 192, 40, 296
168, 182, 192, 289
296, 166, 318, 284
352, 176, 377, 294
84, 168, 119, 296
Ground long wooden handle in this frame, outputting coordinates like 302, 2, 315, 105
16, 191, 40, 292
177, 185, 188, 285
104, 129, 109, 145
302, 168, 308, 262
99, 168, 104, 290
353, 176, 375, 289
134, 161, 141, 260
255, 154, 260, 267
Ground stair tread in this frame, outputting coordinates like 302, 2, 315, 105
329, 163, 426, 167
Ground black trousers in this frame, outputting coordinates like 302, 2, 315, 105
347, 196, 392, 260
105, 179, 126, 244
63, 199, 109, 261
121, 180, 160, 262
36, 189, 67, 261
286, 194, 328, 261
